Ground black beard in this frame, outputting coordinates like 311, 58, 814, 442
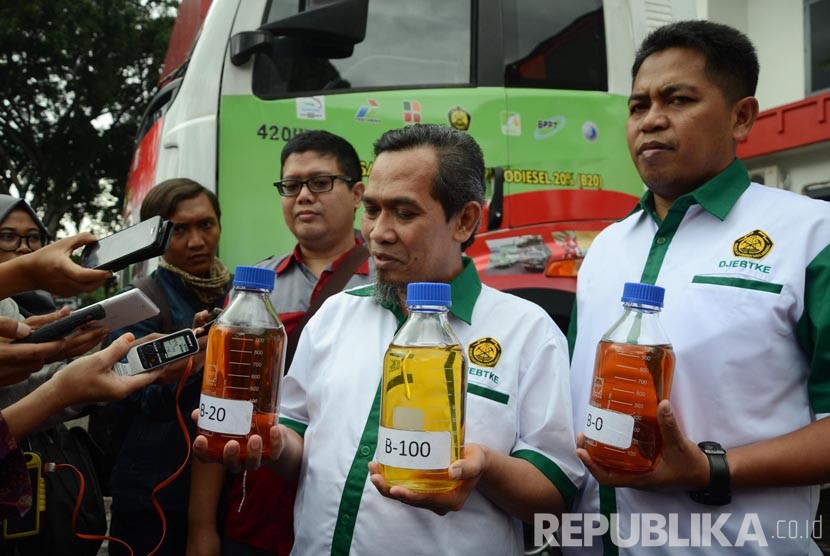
373, 279, 406, 307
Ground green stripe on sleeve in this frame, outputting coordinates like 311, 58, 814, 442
511, 449, 577, 510
691, 275, 783, 294
279, 416, 308, 437
798, 243, 830, 412
468, 383, 509, 405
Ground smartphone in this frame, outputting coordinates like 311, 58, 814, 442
12, 304, 106, 344
114, 329, 200, 376
196, 307, 223, 337
12, 289, 160, 344
80, 216, 173, 272
92, 288, 160, 331
2, 452, 45, 539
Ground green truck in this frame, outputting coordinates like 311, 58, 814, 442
126, 0, 686, 330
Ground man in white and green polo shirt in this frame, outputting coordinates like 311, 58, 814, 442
194, 124, 583, 555
567, 21, 830, 555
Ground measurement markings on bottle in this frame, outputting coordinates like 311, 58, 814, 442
611, 387, 635, 394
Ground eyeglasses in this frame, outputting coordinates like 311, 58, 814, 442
273, 175, 353, 197
0, 232, 46, 252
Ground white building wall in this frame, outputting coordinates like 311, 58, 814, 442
700, 0, 805, 111
745, 1, 806, 110
622, 0, 826, 196
701, 0, 828, 196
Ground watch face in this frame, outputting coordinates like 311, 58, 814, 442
699, 441, 726, 455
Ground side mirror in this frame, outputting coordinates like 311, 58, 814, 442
230, 0, 368, 65
230, 31, 272, 67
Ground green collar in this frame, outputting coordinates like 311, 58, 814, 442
347, 257, 481, 326
630, 158, 751, 222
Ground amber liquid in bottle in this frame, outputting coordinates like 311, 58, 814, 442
585, 340, 675, 472
378, 344, 466, 492
199, 325, 285, 460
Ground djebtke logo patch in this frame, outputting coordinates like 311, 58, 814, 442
732, 229, 773, 259
468, 337, 502, 368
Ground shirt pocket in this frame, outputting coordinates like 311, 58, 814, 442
686, 273, 793, 339
691, 274, 783, 294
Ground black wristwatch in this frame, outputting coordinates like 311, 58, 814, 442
689, 441, 731, 506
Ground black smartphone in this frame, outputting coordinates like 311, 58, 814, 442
196, 307, 223, 337
11, 289, 160, 344
79, 216, 173, 272
12, 304, 106, 344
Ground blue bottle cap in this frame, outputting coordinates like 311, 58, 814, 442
621, 282, 665, 308
233, 266, 276, 292
406, 282, 452, 307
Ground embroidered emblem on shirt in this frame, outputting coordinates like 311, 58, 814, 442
733, 229, 773, 259
468, 337, 501, 367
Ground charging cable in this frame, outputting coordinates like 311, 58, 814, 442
48, 356, 196, 556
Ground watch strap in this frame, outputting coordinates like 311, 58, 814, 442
689, 441, 731, 506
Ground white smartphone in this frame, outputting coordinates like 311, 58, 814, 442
91, 288, 160, 332
13, 288, 160, 344
114, 329, 199, 376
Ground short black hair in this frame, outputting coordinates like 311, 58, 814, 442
280, 130, 362, 186
140, 178, 221, 223
632, 20, 759, 103
373, 124, 485, 251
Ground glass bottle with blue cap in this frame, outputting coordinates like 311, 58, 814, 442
198, 265, 286, 461
377, 282, 468, 492
584, 282, 676, 473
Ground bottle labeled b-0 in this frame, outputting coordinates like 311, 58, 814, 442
584, 282, 675, 473
198, 266, 286, 460
377, 282, 467, 492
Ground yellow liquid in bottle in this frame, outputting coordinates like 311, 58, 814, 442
199, 325, 285, 461
378, 344, 467, 492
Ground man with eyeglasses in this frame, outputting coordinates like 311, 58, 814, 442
188, 130, 373, 556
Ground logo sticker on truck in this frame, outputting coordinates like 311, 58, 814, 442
296, 96, 326, 120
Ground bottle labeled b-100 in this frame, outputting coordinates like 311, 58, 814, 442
377, 282, 467, 492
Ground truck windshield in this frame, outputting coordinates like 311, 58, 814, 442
504, 0, 606, 91
253, 0, 472, 98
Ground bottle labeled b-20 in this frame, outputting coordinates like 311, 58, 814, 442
198, 265, 286, 460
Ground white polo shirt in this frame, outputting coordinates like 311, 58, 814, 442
567, 159, 830, 555
280, 260, 583, 556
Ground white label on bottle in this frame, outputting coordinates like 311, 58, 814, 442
197, 394, 254, 436
584, 406, 635, 449
376, 426, 452, 470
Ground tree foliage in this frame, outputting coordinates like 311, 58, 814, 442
0, 0, 177, 236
